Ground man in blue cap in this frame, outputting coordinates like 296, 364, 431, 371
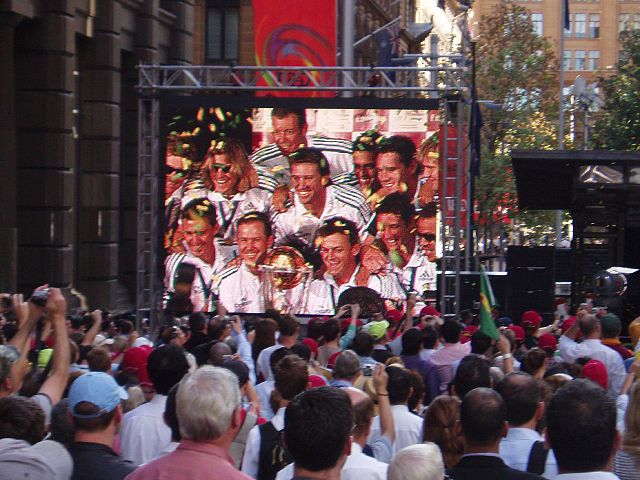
68, 371, 135, 480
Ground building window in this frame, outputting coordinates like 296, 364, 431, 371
588, 51, 600, 70
205, 1, 239, 63
619, 13, 640, 33
564, 13, 572, 37
563, 50, 572, 71
574, 13, 587, 38
575, 50, 586, 70
531, 13, 543, 36
589, 14, 600, 38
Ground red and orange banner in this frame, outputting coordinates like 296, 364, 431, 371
253, 0, 336, 97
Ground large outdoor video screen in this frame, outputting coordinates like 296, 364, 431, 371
162, 97, 446, 316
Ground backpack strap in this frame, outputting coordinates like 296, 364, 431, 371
526, 440, 549, 475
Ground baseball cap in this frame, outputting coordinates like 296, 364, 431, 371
120, 345, 151, 376
93, 334, 114, 348
302, 338, 319, 355
419, 306, 442, 318
537, 333, 558, 352
522, 310, 542, 328
0, 438, 73, 480
508, 325, 525, 342
69, 372, 128, 418
461, 325, 478, 343
340, 318, 364, 330
582, 359, 608, 390
385, 309, 404, 325
365, 320, 390, 340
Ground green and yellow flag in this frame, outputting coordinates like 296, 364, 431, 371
479, 266, 500, 340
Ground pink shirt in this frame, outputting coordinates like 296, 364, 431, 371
125, 440, 251, 480
429, 342, 472, 390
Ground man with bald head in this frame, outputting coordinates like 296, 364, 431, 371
447, 387, 544, 480
559, 312, 626, 395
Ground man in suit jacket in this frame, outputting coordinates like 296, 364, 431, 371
447, 387, 544, 480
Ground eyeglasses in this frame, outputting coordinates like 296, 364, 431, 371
211, 163, 232, 173
418, 233, 437, 242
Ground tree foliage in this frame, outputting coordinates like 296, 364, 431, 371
593, 30, 640, 150
473, 1, 559, 229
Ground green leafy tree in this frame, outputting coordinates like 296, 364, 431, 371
473, 1, 559, 234
593, 30, 640, 150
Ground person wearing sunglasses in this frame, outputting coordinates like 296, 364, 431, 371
250, 108, 354, 186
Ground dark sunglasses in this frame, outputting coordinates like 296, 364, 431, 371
211, 163, 232, 173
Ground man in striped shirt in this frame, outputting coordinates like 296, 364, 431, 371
250, 108, 354, 186
271, 148, 372, 248
164, 198, 227, 312
301, 217, 404, 315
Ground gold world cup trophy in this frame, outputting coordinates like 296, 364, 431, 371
259, 246, 312, 313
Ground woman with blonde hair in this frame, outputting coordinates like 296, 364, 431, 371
422, 394, 464, 469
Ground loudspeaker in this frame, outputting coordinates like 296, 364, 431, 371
507, 246, 555, 324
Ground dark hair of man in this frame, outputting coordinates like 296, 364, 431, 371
279, 314, 299, 337
422, 326, 438, 349
272, 108, 306, 128
147, 344, 190, 395
352, 331, 374, 357
441, 320, 462, 344
87, 347, 112, 373
601, 313, 622, 339
352, 395, 375, 437
520, 348, 546, 376
453, 354, 492, 400
315, 217, 359, 247
460, 387, 506, 445
459, 310, 474, 325
375, 192, 415, 224
0, 396, 45, 444
322, 319, 341, 342
237, 210, 273, 238
188, 312, 207, 332
579, 314, 599, 337
49, 398, 75, 448
416, 201, 438, 220
275, 354, 309, 401
546, 379, 616, 472
72, 401, 117, 432
181, 197, 217, 227
291, 343, 311, 363
269, 346, 293, 374
496, 372, 540, 426
470, 331, 493, 355
387, 365, 412, 405
164, 384, 181, 443
401, 328, 423, 356
289, 147, 331, 177
284, 387, 353, 472
377, 135, 416, 167
353, 130, 382, 153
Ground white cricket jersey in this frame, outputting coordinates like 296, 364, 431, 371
272, 184, 372, 247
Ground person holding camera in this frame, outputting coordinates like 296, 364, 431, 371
0, 287, 70, 426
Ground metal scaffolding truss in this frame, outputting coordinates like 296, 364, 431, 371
137, 63, 469, 324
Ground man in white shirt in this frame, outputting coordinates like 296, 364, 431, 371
241, 355, 308, 479
271, 148, 372, 247
497, 372, 558, 478
120, 344, 190, 466
368, 365, 423, 454
164, 198, 227, 312
402, 204, 438, 302
301, 217, 404, 315
559, 313, 626, 395
250, 108, 354, 185
546, 379, 620, 480
256, 315, 300, 382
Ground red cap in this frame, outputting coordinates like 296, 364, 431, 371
385, 309, 404, 325
327, 351, 342, 370
340, 318, 364, 330
522, 310, 542, 327
121, 346, 152, 380
461, 325, 478, 343
537, 333, 558, 352
308, 374, 328, 388
302, 338, 319, 355
582, 359, 608, 390
419, 306, 442, 318
508, 325, 525, 342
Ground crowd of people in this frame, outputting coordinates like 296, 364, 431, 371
0, 285, 639, 480
163, 107, 439, 315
